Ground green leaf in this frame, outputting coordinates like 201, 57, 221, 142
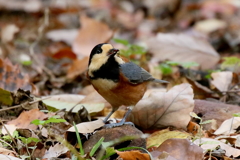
0, 88, 13, 105
200, 120, 213, 124
113, 38, 129, 46
159, 64, 173, 75
190, 112, 201, 119
233, 113, 240, 117
31, 119, 46, 125
21, 60, 32, 66
181, 62, 199, 68
19, 137, 40, 144
73, 121, 84, 155
200, 141, 219, 145
90, 137, 105, 157
221, 57, 240, 70
100, 147, 116, 160
45, 118, 66, 124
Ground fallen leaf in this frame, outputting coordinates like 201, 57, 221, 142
72, 15, 114, 57
194, 19, 227, 34
211, 71, 233, 92
43, 143, 69, 159
157, 139, 203, 160
0, 58, 32, 92
150, 151, 177, 160
147, 128, 191, 148
42, 94, 105, 114
7, 109, 48, 130
1, 24, 19, 43
0, 154, 21, 160
194, 138, 240, 158
193, 100, 240, 130
67, 119, 104, 134
46, 29, 78, 45
116, 150, 150, 160
146, 33, 220, 70
127, 83, 194, 129
0, 148, 17, 157
67, 56, 89, 79
214, 117, 240, 135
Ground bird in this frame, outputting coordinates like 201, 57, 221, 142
87, 43, 168, 128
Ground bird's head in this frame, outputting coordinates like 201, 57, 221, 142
88, 43, 124, 77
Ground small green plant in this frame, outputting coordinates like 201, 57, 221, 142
113, 38, 146, 58
221, 57, 240, 71
190, 112, 213, 144
159, 61, 199, 75
31, 115, 66, 126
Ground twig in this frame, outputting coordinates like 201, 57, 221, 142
0, 137, 17, 153
28, 8, 56, 80
0, 119, 17, 146
0, 97, 51, 112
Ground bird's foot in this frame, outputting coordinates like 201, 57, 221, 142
103, 121, 134, 129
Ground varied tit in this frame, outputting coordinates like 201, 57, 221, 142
87, 43, 168, 128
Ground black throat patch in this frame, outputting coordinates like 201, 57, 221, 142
90, 55, 120, 82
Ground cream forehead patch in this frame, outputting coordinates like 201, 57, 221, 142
101, 44, 113, 54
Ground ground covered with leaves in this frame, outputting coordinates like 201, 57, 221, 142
0, 0, 240, 160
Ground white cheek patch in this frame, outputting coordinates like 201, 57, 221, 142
114, 56, 125, 64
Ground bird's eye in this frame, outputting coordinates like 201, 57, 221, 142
97, 50, 101, 53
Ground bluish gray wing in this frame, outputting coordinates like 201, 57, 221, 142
120, 62, 155, 84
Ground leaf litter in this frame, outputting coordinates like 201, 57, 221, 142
0, 0, 240, 159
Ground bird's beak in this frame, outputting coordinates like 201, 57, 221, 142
108, 48, 119, 56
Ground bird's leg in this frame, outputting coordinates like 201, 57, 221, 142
102, 107, 116, 123
103, 106, 134, 128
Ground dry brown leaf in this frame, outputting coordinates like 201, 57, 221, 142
157, 139, 203, 160
194, 19, 227, 34
1, 24, 19, 43
214, 117, 240, 135
211, 71, 233, 92
146, 33, 220, 70
67, 56, 89, 79
67, 119, 104, 134
194, 138, 240, 158
0, 147, 18, 157
127, 83, 194, 129
147, 128, 191, 148
72, 15, 114, 57
7, 108, 48, 130
43, 143, 69, 159
0, 58, 32, 92
193, 100, 240, 130
116, 150, 150, 160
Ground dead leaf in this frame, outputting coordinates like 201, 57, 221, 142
150, 151, 177, 160
211, 71, 233, 92
214, 117, 240, 135
67, 119, 104, 134
0, 148, 17, 157
1, 24, 19, 43
116, 150, 150, 160
42, 94, 105, 114
67, 56, 89, 79
43, 143, 69, 159
0, 154, 21, 160
146, 33, 220, 70
147, 128, 191, 148
194, 19, 227, 34
72, 15, 114, 57
194, 138, 240, 158
193, 100, 240, 130
127, 83, 194, 129
7, 108, 48, 130
157, 139, 204, 160
0, 58, 32, 92
46, 29, 78, 45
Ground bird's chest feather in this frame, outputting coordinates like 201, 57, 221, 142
91, 79, 118, 94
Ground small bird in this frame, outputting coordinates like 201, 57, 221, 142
87, 43, 168, 127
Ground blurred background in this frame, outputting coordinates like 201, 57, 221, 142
0, 0, 239, 96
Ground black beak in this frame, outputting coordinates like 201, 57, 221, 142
108, 48, 119, 56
